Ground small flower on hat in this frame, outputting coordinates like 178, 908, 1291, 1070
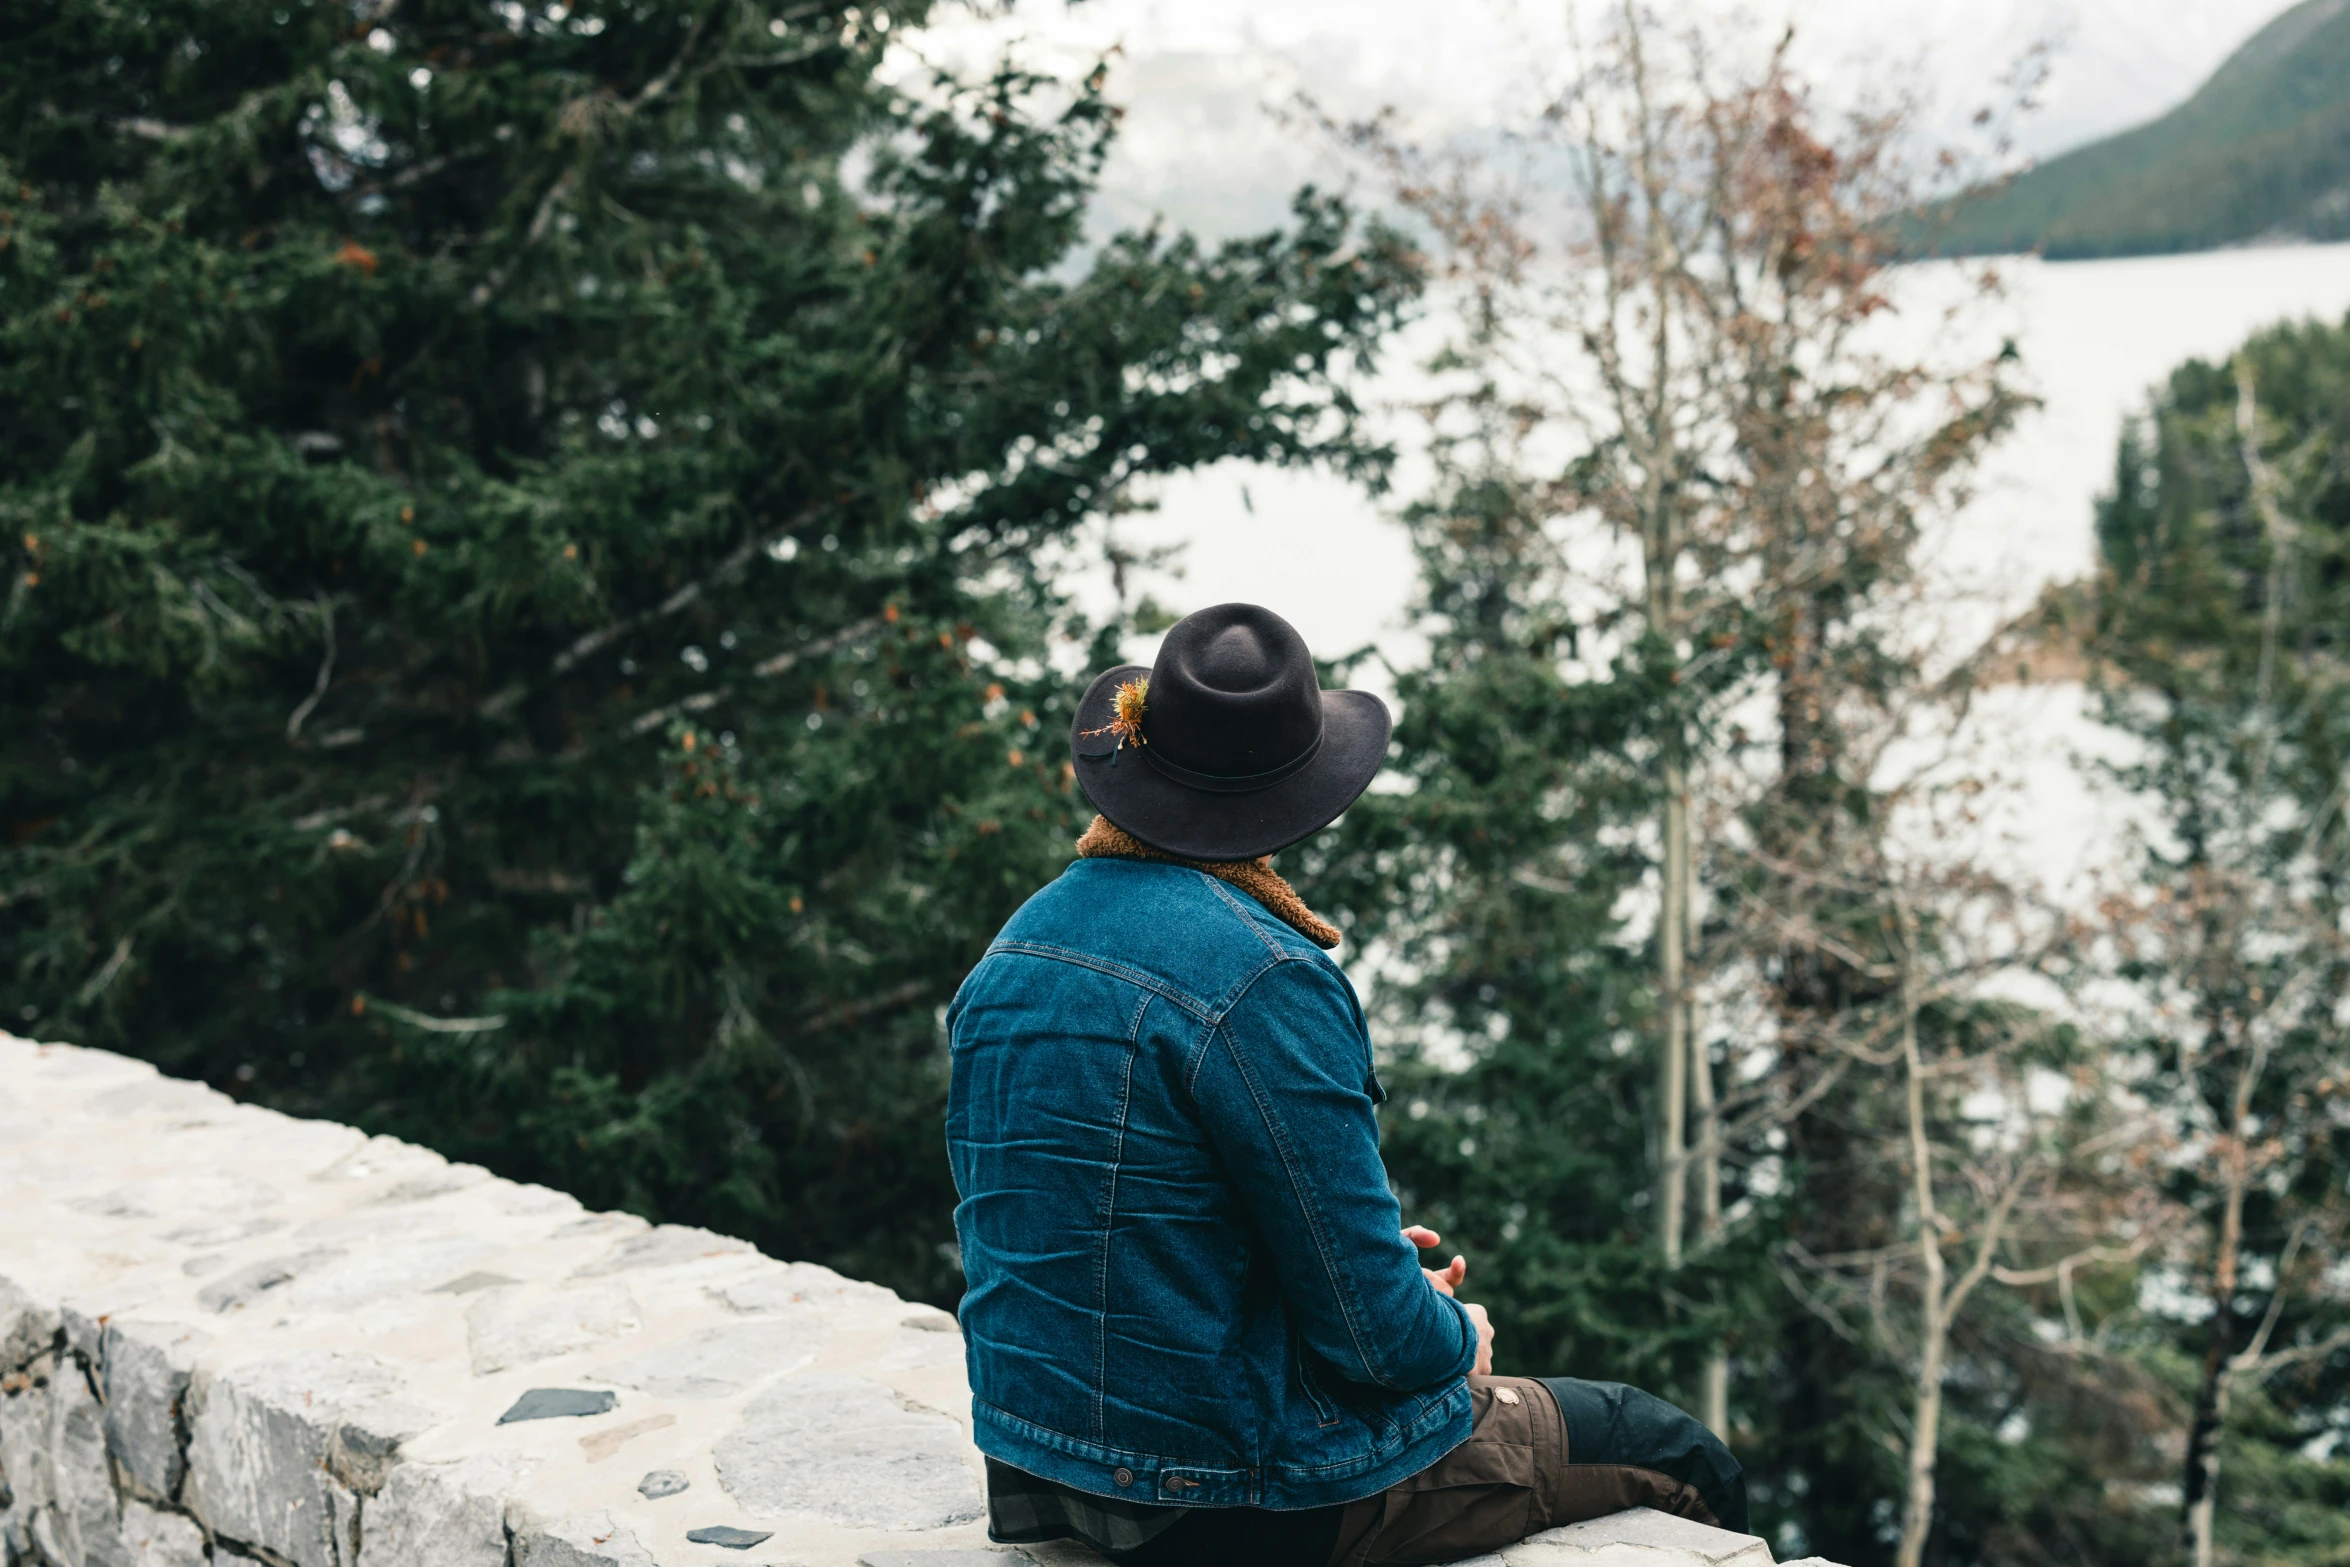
1081, 677, 1150, 756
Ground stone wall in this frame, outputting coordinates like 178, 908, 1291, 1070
0, 1034, 1840, 1567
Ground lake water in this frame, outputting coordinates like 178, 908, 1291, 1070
1100, 241, 2350, 669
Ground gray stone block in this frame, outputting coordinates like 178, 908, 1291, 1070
1500, 1506, 1774, 1565
497, 1389, 618, 1424
0, 1397, 26, 1549
715, 1373, 981, 1531
157, 1217, 280, 1249
184, 1365, 337, 1567
873, 1325, 966, 1372
590, 1319, 824, 1400
361, 1454, 531, 1567
60, 1305, 106, 1369
310, 1137, 455, 1191
83, 1077, 229, 1122
0, 1362, 129, 1567
570, 1226, 755, 1278
70, 1173, 280, 1223
332, 1480, 363, 1567
635, 1469, 687, 1499
512, 1510, 659, 1567
289, 1235, 511, 1312
556, 1213, 647, 1240
102, 1320, 209, 1501
466, 1285, 642, 1375
119, 1501, 207, 1567
372, 1165, 492, 1205
184, 1351, 426, 1567
711, 1262, 900, 1318
686, 1524, 773, 1547
0, 1277, 62, 1371
59, 1376, 130, 1567
195, 1251, 344, 1316
0, 1368, 47, 1514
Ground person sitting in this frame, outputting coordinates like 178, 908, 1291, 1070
945, 602, 1746, 1566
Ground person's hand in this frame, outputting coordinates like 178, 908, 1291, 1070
1460, 1300, 1495, 1376
1405, 1225, 1466, 1297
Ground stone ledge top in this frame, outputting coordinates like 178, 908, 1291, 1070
0, 1034, 1827, 1567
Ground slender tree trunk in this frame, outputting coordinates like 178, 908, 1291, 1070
2183, 1148, 2248, 1567
1699, 1346, 1729, 1444
1686, 831, 1728, 1435
1658, 767, 1690, 1264
1691, 1006, 1728, 1434
1896, 922, 1944, 1567
1626, 4, 1689, 1274
2183, 982, 2266, 1567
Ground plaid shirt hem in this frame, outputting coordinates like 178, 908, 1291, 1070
984, 1457, 1188, 1555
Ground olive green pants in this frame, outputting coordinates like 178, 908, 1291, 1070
1324, 1376, 1747, 1567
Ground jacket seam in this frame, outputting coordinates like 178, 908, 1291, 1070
1213, 958, 1463, 1392
1184, 950, 1319, 1094
1094, 987, 1151, 1446
1183, 1012, 1217, 1097
1199, 873, 1291, 958
983, 939, 1215, 1021
994, 867, 1311, 1022
1200, 948, 1285, 1030
1211, 1004, 1390, 1391
1180, 947, 1292, 1093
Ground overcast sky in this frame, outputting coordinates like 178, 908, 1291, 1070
896, 0, 2305, 238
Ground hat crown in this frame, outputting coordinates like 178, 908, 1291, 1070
1068, 601, 1389, 861
1150, 605, 1323, 779
1195, 624, 1280, 690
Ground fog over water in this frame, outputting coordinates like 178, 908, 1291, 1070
1087, 245, 2350, 667
1076, 244, 2350, 904
904, 1, 2350, 904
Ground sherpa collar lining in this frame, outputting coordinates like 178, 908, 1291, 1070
1074, 815, 1343, 950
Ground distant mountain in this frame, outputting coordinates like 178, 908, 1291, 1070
1929, 0, 2350, 259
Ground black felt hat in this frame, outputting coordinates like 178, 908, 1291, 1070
1069, 603, 1391, 861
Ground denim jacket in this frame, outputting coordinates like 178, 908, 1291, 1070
945, 857, 1476, 1512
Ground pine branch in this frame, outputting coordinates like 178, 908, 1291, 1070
365, 997, 509, 1034
623, 613, 889, 736
477, 504, 833, 719
286, 596, 336, 741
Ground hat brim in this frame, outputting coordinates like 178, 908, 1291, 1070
1068, 665, 1392, 860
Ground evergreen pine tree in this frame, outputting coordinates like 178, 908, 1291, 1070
2086, 314, 2350, 1566
0, 0, 1418, 1301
